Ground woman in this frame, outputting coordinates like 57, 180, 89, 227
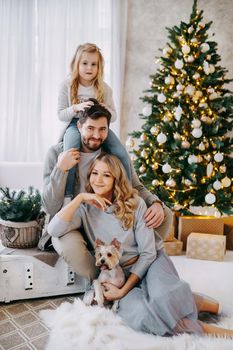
48, 153, 233, 337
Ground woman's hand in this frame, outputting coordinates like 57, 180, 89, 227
102, 282, 123, 301
79, 193, 112, 211
73, 100, 94, 112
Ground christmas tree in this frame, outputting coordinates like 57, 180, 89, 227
128, 0, 233, 216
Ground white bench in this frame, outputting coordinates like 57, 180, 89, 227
0, 162, 87, 302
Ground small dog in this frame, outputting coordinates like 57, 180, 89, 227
83, 238, 125, 311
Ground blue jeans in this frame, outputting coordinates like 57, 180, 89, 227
63, 118, 131, 197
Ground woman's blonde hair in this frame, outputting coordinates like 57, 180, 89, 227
86, 154, 139, 230
70, 43, 104, 104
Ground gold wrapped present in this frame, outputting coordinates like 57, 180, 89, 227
178, 216, 224, 250
222, 216, 233, 250
164, 238, 183, 256
186, 232, 226, 261
164, 212, 180, 242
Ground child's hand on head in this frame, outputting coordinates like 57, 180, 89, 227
73, 100, 94, 113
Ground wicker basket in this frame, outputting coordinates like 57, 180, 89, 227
0, 218, 44, 248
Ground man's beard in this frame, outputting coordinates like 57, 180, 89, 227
82, 137, 103, 151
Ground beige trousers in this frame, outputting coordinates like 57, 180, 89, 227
52, 205, 173, 280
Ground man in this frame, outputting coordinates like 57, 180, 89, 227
39, 101, 173, 280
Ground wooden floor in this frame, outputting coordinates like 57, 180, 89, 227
0, 294, 83, 350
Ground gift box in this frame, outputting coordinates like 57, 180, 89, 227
222, 216, 233, 250
178, 216, 224, 250
186, 232, 226, 261
164, 238, 183, 256
164, 212, 180, 242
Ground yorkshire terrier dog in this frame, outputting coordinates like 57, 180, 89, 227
83, 238, 125, 311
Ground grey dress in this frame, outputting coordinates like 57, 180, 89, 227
47, 196, 203, 336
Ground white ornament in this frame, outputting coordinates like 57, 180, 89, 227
213, 180, 222, 191
162, 163, 172, 173
174, 204, 184, 210
209, 65, 215, 73
209, 92, 218, 100
185, 85, 195, 96
175, 59, 184, 70
142, 105, 152, 116
176, 83, 184, 91
188, 26, 194, 34
192, 119, 201, 128
174, 105, 183, 121
191, 38, 198, 43
214, 152, 223, 163
152, 179, 159, 186
141, 150, 148, 158
181, 140, 190, 149
200, 43, 210, 53
166, 177, 176, 187
125, 137, 135, 148
139, 165, 146, 174
165, 75, 175, 85
130, 154, 137, 162
199, 102, 208, 109
157, 93, 166, 103
188, 155, 198, 164
193, 72, 200, 80
163, 46, 172, 56
198, 142, 205, 151
187, 55, 194, 63
206, 162, 214, 177
173, 132, 181, 140
192, 128, 202, 138
203, 61, 210, 75
184, 179, 192, 186
157, 132, 167, 144
182, 45, 191, 55
205, 193, 216, 204
222, 177, 231, 187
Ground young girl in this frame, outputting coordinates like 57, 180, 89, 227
48, 154, 233, 338
58, 43, 131, 198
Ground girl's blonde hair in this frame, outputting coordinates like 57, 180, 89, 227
86, 154, 139, 230
70, 43, 104, 104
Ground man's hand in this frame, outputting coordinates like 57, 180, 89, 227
144, 202, 164, 229
57, 148, 80, 172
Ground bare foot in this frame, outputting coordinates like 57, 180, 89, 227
201, 322, 233, 338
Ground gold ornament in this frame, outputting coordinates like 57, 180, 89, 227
140, 150, 148, 159
152, 163, 159, 170
219, 165, 226, 173
150, 126, 159, 136
140, 133, 148, 141
125, 137, 135, 148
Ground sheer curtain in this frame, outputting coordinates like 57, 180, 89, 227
0, 0, 128, 162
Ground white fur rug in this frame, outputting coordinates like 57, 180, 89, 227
40, 299, 233, 350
